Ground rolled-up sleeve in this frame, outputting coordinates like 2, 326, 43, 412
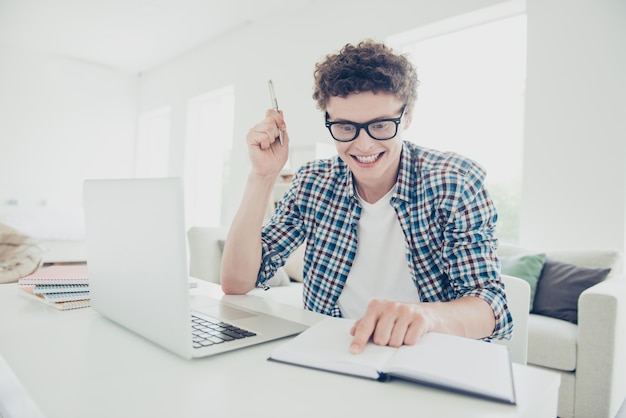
441, 162, 512, 340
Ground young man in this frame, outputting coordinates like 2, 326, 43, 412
221, 39, 512, 354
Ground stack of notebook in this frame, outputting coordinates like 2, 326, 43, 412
18, 264, 90, 310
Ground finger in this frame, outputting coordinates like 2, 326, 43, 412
247, 121, 278, 150
349, 302, 383, 354
350, 320, 358, 337
387, 315, 411, 348
350, 322, 374, 354
280, 126, 290, 147
247, 129, 271, 150
266, 109, 286, 138
404, 318, 428, 346
371, 302, 400, 347
276, 109, 287, 132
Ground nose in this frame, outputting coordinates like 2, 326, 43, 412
352, 127, 376, 149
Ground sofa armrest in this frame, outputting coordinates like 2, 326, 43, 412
576, 275, 626, 417
188, 227, 228, 283
187, 226, 294, 287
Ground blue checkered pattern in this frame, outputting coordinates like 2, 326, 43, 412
259, 141, 512, 339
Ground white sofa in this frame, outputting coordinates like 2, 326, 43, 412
497, 244, 626, 418
187, 227, 626, 418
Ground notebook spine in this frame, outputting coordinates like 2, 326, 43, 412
17, 265, 89, 286
19, 286, 90, 311
49, 299, 91, 311
19, 279, 89, 286
42, 292, 90, 303
33, 284, 89, 294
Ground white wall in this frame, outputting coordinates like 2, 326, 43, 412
521, 0, 626, 251
138, 0, 626, 254
2, 0, 624, 255
0, 45, 137, 210
138, 0, 507, 222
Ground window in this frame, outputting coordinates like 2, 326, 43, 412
388, 2, 526, 242
135, 107, 171, 178
185, 86, 235, 227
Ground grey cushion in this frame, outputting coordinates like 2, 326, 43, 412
532, 258, 611, 323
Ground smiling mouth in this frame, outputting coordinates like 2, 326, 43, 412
354, 153, 383, 164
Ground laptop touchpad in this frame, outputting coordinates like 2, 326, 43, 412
196, 305, 257, 321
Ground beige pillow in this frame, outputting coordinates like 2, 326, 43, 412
0, 224, 43, 284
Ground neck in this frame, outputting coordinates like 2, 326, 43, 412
355, 178, 396, 204
352, 154, 401, 203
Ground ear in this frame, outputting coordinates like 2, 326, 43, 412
402, 107, 414, 129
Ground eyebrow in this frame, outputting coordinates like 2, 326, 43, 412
325, 112, 398, 124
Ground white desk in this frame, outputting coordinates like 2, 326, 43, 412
0, 281, 560, 418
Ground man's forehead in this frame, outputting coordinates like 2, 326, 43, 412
326, 94, 404, 122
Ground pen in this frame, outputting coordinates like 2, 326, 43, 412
268, 79, 283, 145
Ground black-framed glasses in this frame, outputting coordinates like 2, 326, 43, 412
325, 106, 406, 142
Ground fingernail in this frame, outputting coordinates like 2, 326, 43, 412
349, 344, 360, 354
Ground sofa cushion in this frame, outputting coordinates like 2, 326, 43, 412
283, 244, 305, 282
497, 243, 623, 274
500, 253, 546, 310
528, 314, 578, 371
532, 258, 611, 324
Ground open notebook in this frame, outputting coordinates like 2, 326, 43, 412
270, 317, 516, 404
82, 177, 307, 359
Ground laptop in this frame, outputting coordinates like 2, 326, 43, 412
82, 177, 308, 359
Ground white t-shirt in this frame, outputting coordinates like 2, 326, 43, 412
337, 186, 419, 318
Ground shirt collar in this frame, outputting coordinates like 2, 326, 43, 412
340, 140, 415, 204
393, 141, 415, 203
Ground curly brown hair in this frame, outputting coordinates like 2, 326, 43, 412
312, 39, 419, 112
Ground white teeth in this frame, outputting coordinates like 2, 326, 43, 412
355, 153, 380, 164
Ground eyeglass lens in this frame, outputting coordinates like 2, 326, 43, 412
329, 120, 398, 141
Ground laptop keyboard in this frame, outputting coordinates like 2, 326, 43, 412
191, 314, 257, 349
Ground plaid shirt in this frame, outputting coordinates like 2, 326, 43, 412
259, 141, 512, 339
